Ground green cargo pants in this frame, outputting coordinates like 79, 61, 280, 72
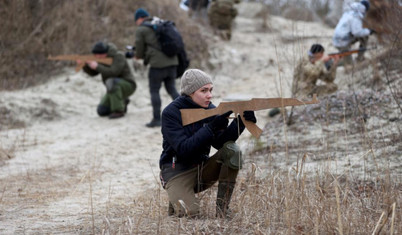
98, 78, 136, 115
164, 141, 242, 217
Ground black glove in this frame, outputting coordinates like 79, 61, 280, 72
125, 51, 135, 59
243, 111, 257, 123
369, 29, 376, 35
208, 111, 232, 133
238, 111, 257, 128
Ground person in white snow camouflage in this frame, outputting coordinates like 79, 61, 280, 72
332, 0, 374, 64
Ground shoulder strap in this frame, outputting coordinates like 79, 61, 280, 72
139, 21, 160, 51
141, 21, 155, 29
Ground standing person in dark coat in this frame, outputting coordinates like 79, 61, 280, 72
82, 42, 137, 119
159, 69, 257, 218
134, 8, 180, 128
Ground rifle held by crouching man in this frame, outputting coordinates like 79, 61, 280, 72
180, 94, 319, 138
327, 47, 377, 58
47, 54, 113, 72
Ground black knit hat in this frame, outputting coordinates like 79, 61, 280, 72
309, 44, 325, 54
134, 8, 150, 22
92, 42, 109, 54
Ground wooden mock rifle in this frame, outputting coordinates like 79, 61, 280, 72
47, 54, 113, 72
327, 47, 376, 58
180, 94, 319, 138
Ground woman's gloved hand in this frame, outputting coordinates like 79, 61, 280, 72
243, 111, 257, 123
208, 111, 233, 133
238, 111, 257, 127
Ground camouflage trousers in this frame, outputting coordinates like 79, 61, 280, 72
209, 16, 233, 40
297, 82, 338, 98
97, 78, 135, 115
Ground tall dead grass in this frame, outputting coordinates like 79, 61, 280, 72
86, 161, 400, 234
0, 0, 208, 90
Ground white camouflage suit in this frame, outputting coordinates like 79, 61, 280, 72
332, 2, 371, 63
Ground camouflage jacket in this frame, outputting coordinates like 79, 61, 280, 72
291, 56, 337, 98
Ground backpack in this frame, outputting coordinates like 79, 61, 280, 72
144, 19, 190, 78
176, 49, 190, 78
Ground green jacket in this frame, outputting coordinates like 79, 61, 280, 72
83, 43, 136, 86
135, 17, 178, 68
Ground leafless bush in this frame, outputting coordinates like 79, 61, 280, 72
0, 0, 208, 90
365, 0, 402, 45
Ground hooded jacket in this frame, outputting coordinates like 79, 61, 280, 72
332, 2, 370, 48
159, 95, 245, 169
83, 43, 136, 86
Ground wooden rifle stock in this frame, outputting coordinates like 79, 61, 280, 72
180, 94, 319, 138
328, 47, 376, 58
47, 54, 113, 72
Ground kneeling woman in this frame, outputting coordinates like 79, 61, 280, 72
159, 69, 257, 217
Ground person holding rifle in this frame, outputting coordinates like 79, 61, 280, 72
159, 69, 257, 218
82, 41, 137, 119
291, 44, 340, 99
271, 44, 339, 121
332, 0, 374, 64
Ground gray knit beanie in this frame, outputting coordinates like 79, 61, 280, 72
180, 69, 213, 95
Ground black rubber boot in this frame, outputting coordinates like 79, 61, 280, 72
124, 99, 130, 113
216, 182, 235, 218
109, 112, 125, 119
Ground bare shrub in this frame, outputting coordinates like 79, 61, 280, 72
0, 0, 208, 91
364, 0, 402, 45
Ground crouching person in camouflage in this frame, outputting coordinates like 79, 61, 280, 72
159, 69, 256, 218
207, 0, 240, 40
292, 44, 340, 99
83, 41, 137, 119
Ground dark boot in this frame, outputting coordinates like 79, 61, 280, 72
124, 99, 130, 113
268, 107, 280, 117
216, 182, 235, 218
146, 119, 161, 128
109, 112, 125, 119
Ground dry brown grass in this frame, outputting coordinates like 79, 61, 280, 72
82, 164, 401, 234
0, 0, 208, 90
